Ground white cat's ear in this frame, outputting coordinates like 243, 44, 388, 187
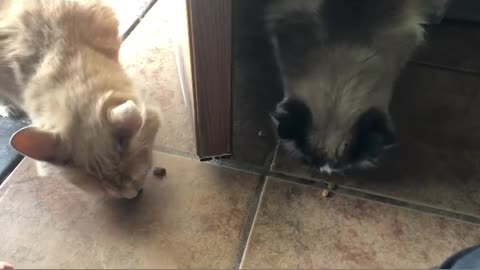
108, 100, 143, 137
10, 126, 59, 162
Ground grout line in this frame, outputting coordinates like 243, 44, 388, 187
155, 141, 480, 225
121, 0, 159, 41
138, 0, 159, 19
0, 155, 23, 186
334, 186, 480, 225
153, 145, 198, 160
209, 159, 264, 175
231, 150, 275, 269
209, 148, 277, 176
262, 148, 277, 174
239, 178, 268, 269
232, 175, 267, 269
269, 171, 480, 225
409, 60, 480, 76
155, 145, 480, 225
268, 171, 329, 190
152, 146, 268, 176
121, 19, 140, 41
0, 157, 26, 191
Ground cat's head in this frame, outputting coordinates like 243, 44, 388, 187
10, 94, 160, 199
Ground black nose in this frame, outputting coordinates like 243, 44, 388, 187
347, 108, 395, 162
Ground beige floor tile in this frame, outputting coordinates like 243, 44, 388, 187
120, 0, 196, 154
241, 177, 480, 269
0, 152, 259, 268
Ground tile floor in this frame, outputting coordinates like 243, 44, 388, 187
1, 0, 480, 268
242, 178, 480, 269
0, 153, 259, 268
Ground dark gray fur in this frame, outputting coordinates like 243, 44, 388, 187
267, 0, 442, 171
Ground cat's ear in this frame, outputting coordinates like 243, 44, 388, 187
10, 126, 59, 162
108, 100, 143, 138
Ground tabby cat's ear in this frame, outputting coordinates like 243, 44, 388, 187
10, 126, 59, 162
108, 100, 143, 138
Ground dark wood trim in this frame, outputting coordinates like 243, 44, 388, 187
186, 0, 233, 160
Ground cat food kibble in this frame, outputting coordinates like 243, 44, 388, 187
153, 167, 166, 178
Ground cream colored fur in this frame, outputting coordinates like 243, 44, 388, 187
0, 0, 160, 199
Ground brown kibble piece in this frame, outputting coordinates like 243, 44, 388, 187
322, 189, 330, 198
153, 167, 166, 178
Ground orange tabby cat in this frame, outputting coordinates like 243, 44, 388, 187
0, 0, 160, 199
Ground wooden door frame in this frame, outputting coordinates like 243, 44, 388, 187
185, 0, 233, 160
